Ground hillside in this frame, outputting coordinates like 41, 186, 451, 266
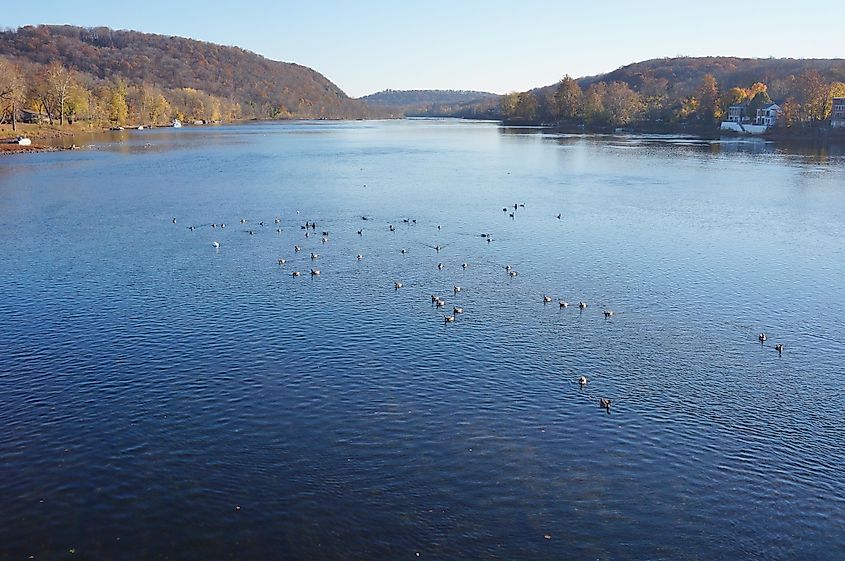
0, 25, 378, 120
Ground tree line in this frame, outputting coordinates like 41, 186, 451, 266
0, 57, 242, 130
500, 70, 845, 128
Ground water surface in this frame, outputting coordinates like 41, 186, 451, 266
1, 120, 844, 560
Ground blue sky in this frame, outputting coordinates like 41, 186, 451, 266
3, 1, 844, 97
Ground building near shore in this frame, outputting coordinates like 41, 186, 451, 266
832, 97, 845, 128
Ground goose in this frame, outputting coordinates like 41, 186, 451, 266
775, 343, 784, 353
431, 295, 439, 303
322, 231, 329, 236
599, 398, 612, 410
356, 254, 363, 260
758, 333, 767, 343
578, 375, 588, 386
240, 218, 246, 224
211, 223, 216, 229
509, 213, 514, 218
556, 213, 561, 219
188, 225, 195, 231
220, 223, 226, 229
453, 286, 461, 294
444, 315, 455, 323
513, 203, 518, 210
519, 203, 525, 208
503, 208, 508, 212
276, 228, 282, 233
394, 282, 403, 289
462, 263, 468, 269
487, 237, 493, 243
304, 232, 310, 238
400, 249, 407, 255
212, 241, 220, 248
294, 245, 301, 252
504, 265, 512, 271
259, 221, 265, 227
435, 298, 445, 308
292, 271, 301, 277
389, 224, 395, 231
277, 258, 286, 265
559, 300, 569, 308
274, 218, 281, 224
437, 263, 444, 270
579, 302, 587, 309
172, 217, 176, 224
453, 306, 463, 314
357, 229, 363, 235
437, 225, 441, 230
249, 230, 255, 235
310, 253, 319, 260
604, 310, 614, 318
543, 295, 552, 303
321, 237, 328, 243
310, 269, 320, 276
509, 270, 518, 277
434, 245, 442, 252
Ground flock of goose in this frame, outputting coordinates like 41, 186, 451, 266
174, 201, 784, 414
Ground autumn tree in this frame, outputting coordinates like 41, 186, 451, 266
695, 74, 721, 125
499, 92, 519, 119
513, 92, 538, 121
108, 78, 129, 124
46, 62, 74, 125
552, 75, 583, 121
582, 83, 607, 124
796, 69, 828, 122
603, 81, 645, 126
0, 58, 26, 130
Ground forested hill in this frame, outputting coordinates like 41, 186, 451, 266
0, 25, 378, 120
576, 56, 845, 95
360, 89, 498, 107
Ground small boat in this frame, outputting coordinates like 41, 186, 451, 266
172, 119, 182, 128
13, 136, 32, 146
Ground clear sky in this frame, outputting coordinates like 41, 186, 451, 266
3, 0, 844, 97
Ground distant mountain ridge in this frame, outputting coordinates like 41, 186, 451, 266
360, 89, 498, 107
0, 25, 377, 119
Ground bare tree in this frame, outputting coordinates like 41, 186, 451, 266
0, 58, 26, 131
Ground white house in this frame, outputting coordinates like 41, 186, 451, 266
832, 97, 845, 128
755, 103, 781, 127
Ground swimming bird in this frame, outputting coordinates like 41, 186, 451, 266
292, 271, 301, 277
294, 245, 301, 252
579, 375, 588, 387
321, 237, 328, 243
357, 229, 363, 235
188, 225, 195, 231
310, 253, 319, 260
310, 269, 320, 276
437, 225, 441, 230
503, 208, 507, 212
394, 282, 403, 289
559, 301, 569, 308
211, 223, 216, 229
453, 286, 461, 294
437, 263, 444, 270
435, 298, 445, 308
400, 249, 407, 255
274, 218, 280, 224
758, 333, 767, 343
509, 270, 518, 277
220, 223, 226, 228
389, 224, 395, 231
172, 217, 176, 224
444, 315, 455, 323
543, 295, 552, 303
431, 295, 439, 303
356, 254, 363, 260
212, 241, 220, 248
604, 310, 614, 318
322, 231, 329, 236
579, 302, 587, 309
276, 228, 281, 233
462, 263, 468, 269
304, 232, 309, 238
556, 213, 561, 219
249, 230, 255, 235
599, 398, 612, 410
775, 343, 784, 353
278, 258, 286, 265
259, 221, 265, 227
504, 265, 512, 271
240, 218, 246, 224
453, 306, 463, 314
509, 213, 514, 218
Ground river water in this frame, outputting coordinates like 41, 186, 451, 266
1, 120, 844, 560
